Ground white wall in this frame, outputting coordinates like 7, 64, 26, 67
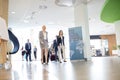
115, 20, 120, 46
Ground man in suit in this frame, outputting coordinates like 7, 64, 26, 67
25, 39, 32, 62
39, 25, 48, 64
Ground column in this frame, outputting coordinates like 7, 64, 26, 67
115, 21, 120, 47
74, 4, 91, 60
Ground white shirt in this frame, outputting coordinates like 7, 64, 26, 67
43, 32, 47, 40
60, 36, 64, 46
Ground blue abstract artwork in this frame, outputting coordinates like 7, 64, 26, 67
69, 27, 84, 60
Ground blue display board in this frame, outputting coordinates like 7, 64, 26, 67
69, 27, 84, 60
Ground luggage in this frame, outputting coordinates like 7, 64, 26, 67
50, 50, 57, 61
50, 54, 56, 61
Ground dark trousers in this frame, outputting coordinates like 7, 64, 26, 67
26, 50, 32, 61
34, 51, 37, 59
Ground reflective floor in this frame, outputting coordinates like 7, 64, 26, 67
0, 57, 120, 80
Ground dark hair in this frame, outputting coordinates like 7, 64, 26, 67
59, 30, 63, 36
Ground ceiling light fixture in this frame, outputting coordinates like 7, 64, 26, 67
80, 0, 93, 4
39, 5, 47, 9
55, 0, 93, 7
11, 11, 16, 14
55, 0, 76, 7
23, 20, 29, 23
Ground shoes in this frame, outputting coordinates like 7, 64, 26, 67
41, 62, 48, 64
45, 63, 48, 65
60, 61, 62, 63
41, 61, 43, 64
64, 60, 67, 62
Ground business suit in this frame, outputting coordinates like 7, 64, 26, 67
57, 36, 65, 46
39, 31, 48, 49
39, 31, 48, 63
25, 42, 32, 61
57, 36, 66, 62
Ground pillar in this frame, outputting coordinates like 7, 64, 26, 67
74, 4, 91, 60
115, 21, 120, 47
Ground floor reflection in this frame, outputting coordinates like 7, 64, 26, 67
1, 57, 120, 80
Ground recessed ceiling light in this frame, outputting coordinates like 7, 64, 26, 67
55, 0, 75, 7
11, 11, 16, 14
81, 0, 93, 4
23, 20, 29, 23
25, 16, 31, 19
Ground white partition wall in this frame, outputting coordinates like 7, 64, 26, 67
115, 21, 120, 46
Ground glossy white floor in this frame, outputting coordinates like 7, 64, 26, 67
0, 57, 120, 80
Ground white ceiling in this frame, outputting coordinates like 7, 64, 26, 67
8, 0, 115, 35
87, 0, 115, 35
8, 0, 75, 28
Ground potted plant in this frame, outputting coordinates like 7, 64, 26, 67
112, 46, 117, 55
118, 45, 120, 50
112, 45, 120, 56
117, 45, 120, 56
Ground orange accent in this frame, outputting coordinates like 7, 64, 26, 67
100, 34, 116, 56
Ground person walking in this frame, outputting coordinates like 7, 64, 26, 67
57, 30, 67, 63
39, 25, 48, 64
21, 46, 26, 61
25, 39, 32, 62
33, 46, 37, 60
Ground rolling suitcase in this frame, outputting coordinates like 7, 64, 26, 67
50, 54, 56, 61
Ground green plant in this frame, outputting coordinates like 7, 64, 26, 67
118, 45, 120, 50
112, 46, 117, 50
